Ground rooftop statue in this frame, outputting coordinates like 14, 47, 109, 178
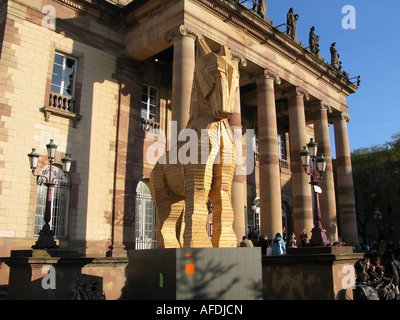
253, 0, 267, 19
149, 39, 239, 248
330, 42, 340, 69
309, 26, 320, 55
286, 7, 299, 40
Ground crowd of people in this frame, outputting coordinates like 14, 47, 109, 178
240, 227, 400, 300
354, 239, 400, 300
240, 227, 300, 256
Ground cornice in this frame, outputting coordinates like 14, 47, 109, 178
122, 0, 177, 30
191, 0, 358, 96
52, 0, 121, 27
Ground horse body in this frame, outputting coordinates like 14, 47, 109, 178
149, 39, 239, 248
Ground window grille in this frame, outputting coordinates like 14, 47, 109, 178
34, 165, 70, 239
135, 181, 156, 250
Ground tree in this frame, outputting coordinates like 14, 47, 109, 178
351, 132, 400, 243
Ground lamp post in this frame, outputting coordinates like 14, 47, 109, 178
300, 138, 330, 246
373, 207, 384, 239
28, 139, 72, 249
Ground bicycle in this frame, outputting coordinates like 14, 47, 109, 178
70, 275, 106, 300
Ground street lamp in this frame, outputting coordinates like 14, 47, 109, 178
300, 138, 330, 246
373, 207, 382, 221
373, 207, 384, 239
28, 139, 72, 249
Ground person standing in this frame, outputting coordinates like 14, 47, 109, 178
256, 233, 270, 255
288, 233, 297, 248
272, 233, 286, 256
300, 229, 308, 247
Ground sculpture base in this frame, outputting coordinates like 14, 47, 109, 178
262, 246, 363, 300
308, 226, 331, 246
126, 247, 263, 300
2, 250, 128, 300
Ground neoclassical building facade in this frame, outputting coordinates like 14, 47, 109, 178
0, 0, 359, 259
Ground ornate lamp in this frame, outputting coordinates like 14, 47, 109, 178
300, 138, 330, 246
28, 140, 72, 249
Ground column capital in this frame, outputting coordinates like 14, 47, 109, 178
329, 112, 351, 124
230, 50, 247, 67
282, 86, 310, 101
251, 69, 281, 85
295, 87, 310, 100
165, 25, 204, 43
308, 100, 332, 113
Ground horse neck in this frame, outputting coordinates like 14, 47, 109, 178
189, 78, 215, 121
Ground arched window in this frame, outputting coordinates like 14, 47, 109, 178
34, 165, 70, 238
135, 180, 156, 250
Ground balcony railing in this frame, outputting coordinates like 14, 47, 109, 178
279, 159, 289, 169
141, 118, 161, 134
41, 92, 82, 126
48, 92, 75, 113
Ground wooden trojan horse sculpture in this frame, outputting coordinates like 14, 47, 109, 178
149, 39, 239, 248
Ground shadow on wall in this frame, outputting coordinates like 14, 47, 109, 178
49, 14, 125, 256
3, 251, 105, 299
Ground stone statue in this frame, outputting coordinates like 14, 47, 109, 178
309, 26, 320, 55
253, 0, 267, 18
330, 42, 339, 69
286, 7, 299, 40
149, 39, 239, 248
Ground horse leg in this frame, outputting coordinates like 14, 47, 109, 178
182, 163, 213, 248
210, 125, 237, 247
150, 163, 183, 248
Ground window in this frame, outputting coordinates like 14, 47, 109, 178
45, 52, 81, 121
51, 52, 77, 98
278, 133, 287, 160
141, 84, 158, 122
253, 197, 260, 235
135, 180, 156, 250
34, 165, 70, 239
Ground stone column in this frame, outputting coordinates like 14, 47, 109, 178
312, 101, 338, 243
253, 70, 282, 238
109, 58, 138, 257
229, 52, 247, 244
170, 25, 198, 133
331, 112, 358, 246
288, 87, 314, 239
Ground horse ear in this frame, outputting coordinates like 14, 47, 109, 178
218, 45, 230, 60
197, 39, 212, 57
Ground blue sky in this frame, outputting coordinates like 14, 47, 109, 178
242, 0, 400, 155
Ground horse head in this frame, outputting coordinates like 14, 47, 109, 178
195, 40, 239, 119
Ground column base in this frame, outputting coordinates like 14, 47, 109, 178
32, 225, 59, 250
